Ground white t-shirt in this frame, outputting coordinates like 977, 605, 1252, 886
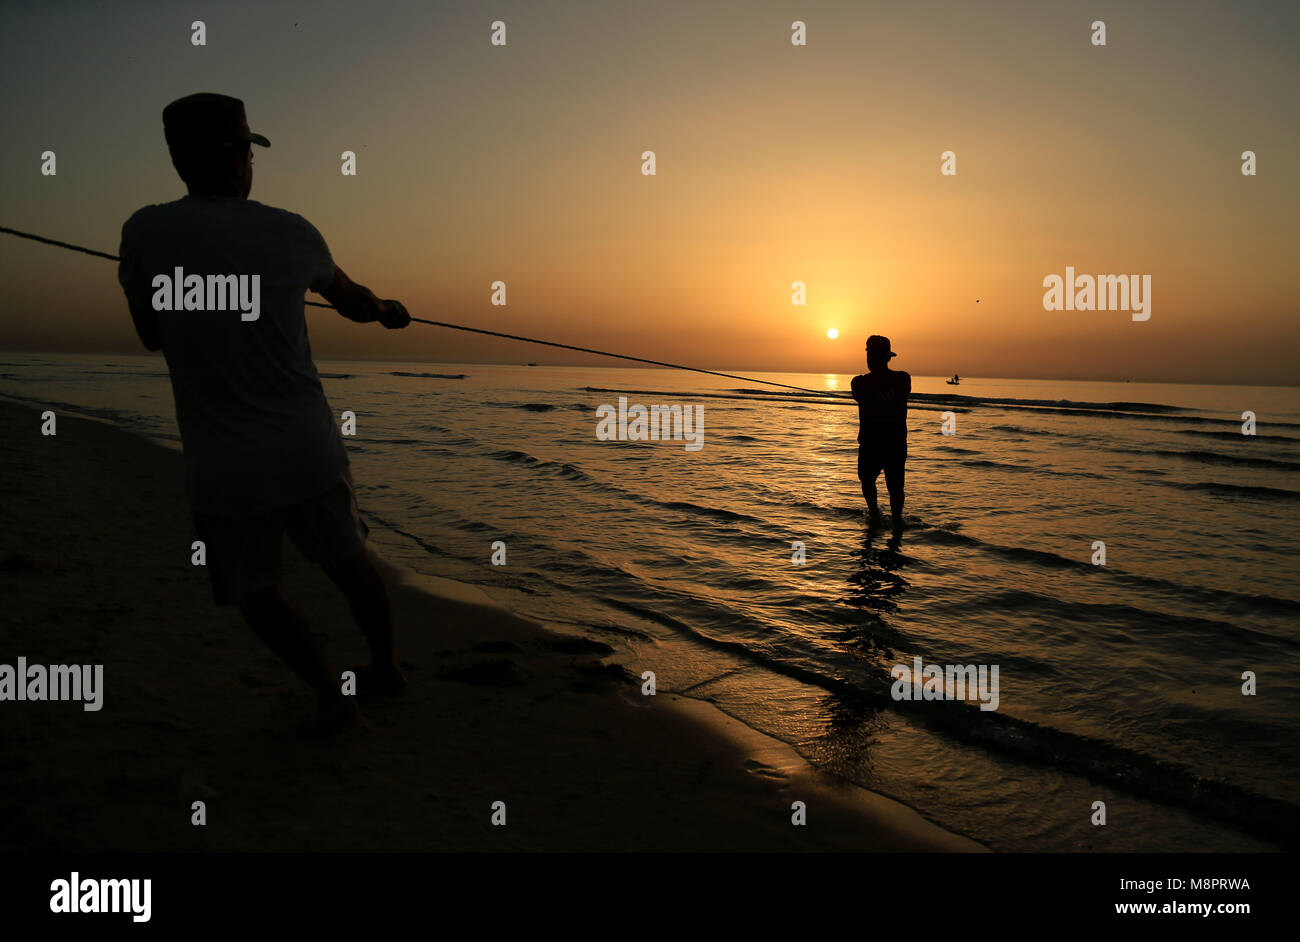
118, 194, 346, 516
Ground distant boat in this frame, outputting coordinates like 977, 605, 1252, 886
526, 362, 538, 367
946, 374, 961, 386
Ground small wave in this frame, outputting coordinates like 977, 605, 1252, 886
660, 500, 766, 525
390, 371, 467, 379
21, 368, 171, 378
912, 393, 1188, 414
957, 587, 1300, 651
517, 403, 556, 412
484, 449, 776, 526
411, 423, 475, 446
360, 510, 448, 558
955, 458, 1107, 479
916, 525, 1300, 616
0, 393, 155, 433
727, 386, 844, 399
582, 386, 848, 407
986, 423, 1060, 437
1179, 481, 1300, 502
1116, 447, 1300, 472
486, 449, 593, 482
1178, 428, 1300, 443
916, 526, 1087, 569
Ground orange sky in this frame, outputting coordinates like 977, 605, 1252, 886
1, 0, 1296, 384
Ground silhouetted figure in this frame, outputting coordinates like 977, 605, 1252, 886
117, 93, 411, 736
851, 335, 910, 539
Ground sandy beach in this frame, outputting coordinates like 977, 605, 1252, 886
0, 398, 981, 852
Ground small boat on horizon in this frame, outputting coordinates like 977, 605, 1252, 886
946, 373, 961, 386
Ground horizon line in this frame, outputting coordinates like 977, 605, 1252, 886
2, 349, 1297, 390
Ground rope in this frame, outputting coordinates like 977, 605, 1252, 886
1, 224, 851, 399
0, 225, 121, 262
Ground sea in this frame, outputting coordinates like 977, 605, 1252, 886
3, 352, 1297, 852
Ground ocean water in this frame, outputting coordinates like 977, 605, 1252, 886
3, 353, 1298, 852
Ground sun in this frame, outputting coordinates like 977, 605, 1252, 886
827, 328, 839, 339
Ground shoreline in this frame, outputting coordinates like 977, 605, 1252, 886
0, 398, 983, 852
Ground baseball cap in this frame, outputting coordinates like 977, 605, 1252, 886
866, 335, 897, 358
163, 93, 270, 151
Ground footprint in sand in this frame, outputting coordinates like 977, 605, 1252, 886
743, 759, 786, 781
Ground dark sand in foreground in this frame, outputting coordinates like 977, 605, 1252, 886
0, 399, 982, 852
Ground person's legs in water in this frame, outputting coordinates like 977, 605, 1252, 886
883, 451, 906, 538
325, 551, 406, 700
238, 586, 356, 733
861, 478, 887, 529
858, 447, 886, 528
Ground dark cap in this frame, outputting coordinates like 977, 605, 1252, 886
163, 93, 270, 151
866, 335, 897, 358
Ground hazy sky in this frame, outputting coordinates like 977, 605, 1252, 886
1, 0, 1296, 384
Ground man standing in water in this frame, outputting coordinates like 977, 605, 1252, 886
851, 335, 910, 538
117, 93, 410, 735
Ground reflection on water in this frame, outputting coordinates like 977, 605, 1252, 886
846, 528, 910, 610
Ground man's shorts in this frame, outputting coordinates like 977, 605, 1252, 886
858, 442, 907, 484
192, 469, 370, 606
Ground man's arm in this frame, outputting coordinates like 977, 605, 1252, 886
318, 266, 410, 329
127, 299, 162, 351
117, 217, 162, 351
